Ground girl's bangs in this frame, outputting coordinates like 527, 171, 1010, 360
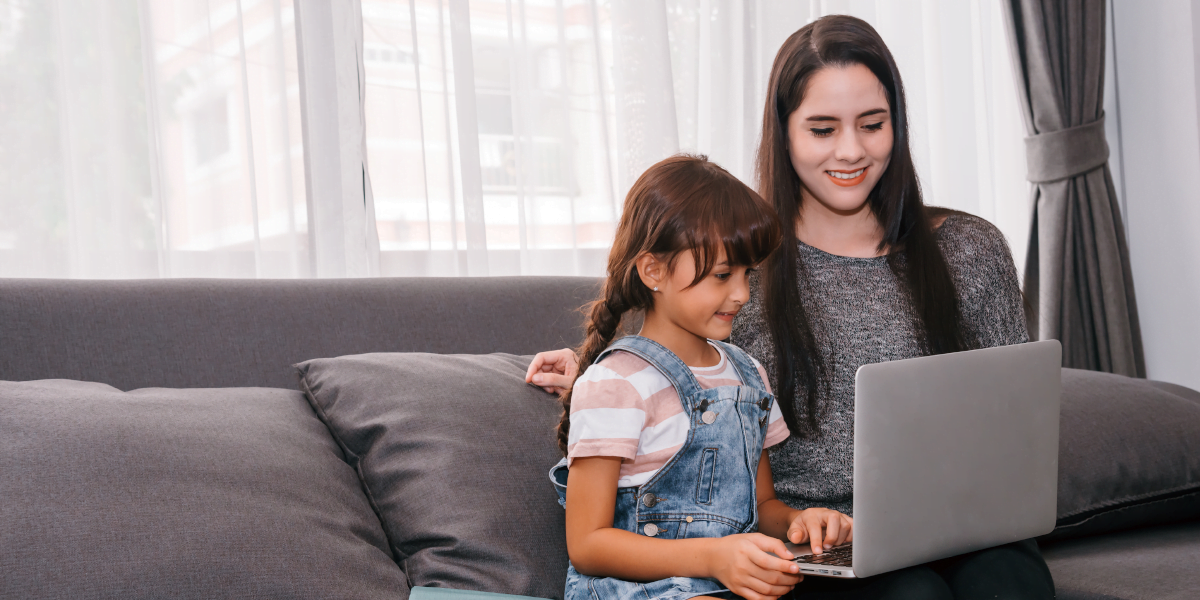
684, 187, 782, 286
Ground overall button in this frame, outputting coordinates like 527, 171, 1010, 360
685, 516, 693, 523
644, 523, 659, 537
701, 411, 718, 425
759, 397, 771, 411
642, 493, 658, 507
696, 399, 709, 412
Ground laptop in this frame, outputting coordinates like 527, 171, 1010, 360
783, 340, 1062, 579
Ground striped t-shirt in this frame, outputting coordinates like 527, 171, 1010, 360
566, 342, 790, 487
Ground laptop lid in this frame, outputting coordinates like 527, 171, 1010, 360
850, 340, 1061, 578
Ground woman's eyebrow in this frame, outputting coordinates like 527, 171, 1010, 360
805, 108, 889, 122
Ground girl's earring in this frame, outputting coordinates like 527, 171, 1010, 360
652, 286, 659, 292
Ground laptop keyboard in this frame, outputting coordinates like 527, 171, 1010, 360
794, 544, 853, 567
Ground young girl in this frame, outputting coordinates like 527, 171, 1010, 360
549, 154, 853, 600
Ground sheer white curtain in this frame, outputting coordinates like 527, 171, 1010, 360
360, 0, 621, 276
0, 0, 308, 278
360, 0, 1031, 277
0, 0, 1028, 279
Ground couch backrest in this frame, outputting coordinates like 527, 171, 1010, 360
0, 277, 601, 390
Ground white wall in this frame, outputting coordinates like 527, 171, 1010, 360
1108, 0, 1200, 390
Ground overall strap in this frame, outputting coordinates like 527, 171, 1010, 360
596, 336, 705, 408
711, 340, 769, 394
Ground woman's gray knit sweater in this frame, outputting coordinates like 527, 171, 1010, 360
731, 214, 1028, 515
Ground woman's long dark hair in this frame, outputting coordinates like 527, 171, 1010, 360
756, 15, 966, 437
556, 154, 781, 456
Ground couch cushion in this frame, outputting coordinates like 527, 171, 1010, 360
1042, 520, 1200, 600
1045, 369, 1200, 541
297, 353, 566, 599
0, 379, 408, 600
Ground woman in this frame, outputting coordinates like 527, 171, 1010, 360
528, 15, 1054, 600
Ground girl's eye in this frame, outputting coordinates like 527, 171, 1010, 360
863, 121, 885, 132
810, 127, 834, 137
714, 272, 731, 281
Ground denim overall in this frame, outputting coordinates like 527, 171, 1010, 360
550, 336, 776, 600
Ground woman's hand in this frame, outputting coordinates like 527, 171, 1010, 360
787, 508, 853, 555
706, 533, 803, 600
524, 348, 580, 394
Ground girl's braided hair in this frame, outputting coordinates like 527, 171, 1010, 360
555, 154, 781, 456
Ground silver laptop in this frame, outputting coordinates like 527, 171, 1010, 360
784, 340, 1061, 579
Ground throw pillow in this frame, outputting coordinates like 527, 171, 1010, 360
297, 353, 566, 599
1044, 369, 1200, 541
0, 379, 408, 599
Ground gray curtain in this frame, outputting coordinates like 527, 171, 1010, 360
1002, 0, 1145, 377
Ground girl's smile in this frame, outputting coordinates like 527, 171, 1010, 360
715, 309, 740, 322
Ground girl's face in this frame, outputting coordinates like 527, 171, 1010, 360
641, 248, 753, 343
786, 63, 894, 214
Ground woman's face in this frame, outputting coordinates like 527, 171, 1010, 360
786, 63, 894, 214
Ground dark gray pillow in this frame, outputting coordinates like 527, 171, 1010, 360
1044, 369, 1200, 542
0, 379, 408, 599
296, 353, 566, 599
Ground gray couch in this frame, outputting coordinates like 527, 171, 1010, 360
1, 277, 1197, 600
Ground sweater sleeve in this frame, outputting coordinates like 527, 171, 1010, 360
937, 215, 1030, 349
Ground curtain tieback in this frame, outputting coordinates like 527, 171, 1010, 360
1024, 113, 1110, 183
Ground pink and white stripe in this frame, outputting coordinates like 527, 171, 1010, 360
567, 343, 789, 487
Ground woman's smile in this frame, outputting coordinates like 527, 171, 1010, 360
826, 167, 869, 187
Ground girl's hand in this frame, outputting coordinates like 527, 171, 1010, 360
787, 508, 853, 555
707, 533, 803, 600
524, 348, 580, 394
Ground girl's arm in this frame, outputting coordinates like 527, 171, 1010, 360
754, 451, 854, 555
566, 456, 803, 600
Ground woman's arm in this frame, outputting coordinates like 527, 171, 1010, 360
754, 451, 853, 555
938, 215, 1029, 348
566, 456, 803, 600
